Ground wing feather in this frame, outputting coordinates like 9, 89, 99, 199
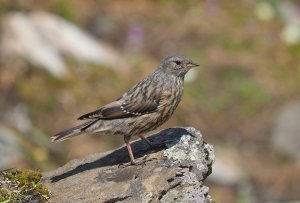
78, 93, 160, 120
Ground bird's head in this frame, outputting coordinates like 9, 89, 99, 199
160, 55, 200, 78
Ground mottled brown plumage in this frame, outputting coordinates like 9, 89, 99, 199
52, 55, 199, 164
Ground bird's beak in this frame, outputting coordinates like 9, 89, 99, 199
187, 61, 200, 68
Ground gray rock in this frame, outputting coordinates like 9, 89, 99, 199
0, 12, 66, 77
209, 148, 246, 186
42, 127, 214, 203
271, 100, 300, 160
30, 12, 120, 68
0, 126, 21, 169
0, 12, 121, 78
6, 103, 32, 133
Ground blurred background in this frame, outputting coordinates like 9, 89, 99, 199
0, 0, 299, 202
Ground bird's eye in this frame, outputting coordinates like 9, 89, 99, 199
175, 60, 181, 65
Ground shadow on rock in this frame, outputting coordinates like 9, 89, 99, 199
49, 128, 190, 183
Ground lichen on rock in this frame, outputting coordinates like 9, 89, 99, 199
160, 127, 214, 203
163, 127, 214, 176
164, 134, 204, 164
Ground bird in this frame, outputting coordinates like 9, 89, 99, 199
52, 55, 200, 164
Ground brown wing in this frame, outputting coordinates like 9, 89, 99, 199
78, 94, 160, 120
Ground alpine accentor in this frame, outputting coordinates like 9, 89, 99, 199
52, 55, 200, 164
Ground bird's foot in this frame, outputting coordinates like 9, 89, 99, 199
132, 154, 149, 165
118, 155, 148, 168
131, 159, 146, 165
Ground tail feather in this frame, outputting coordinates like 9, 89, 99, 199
52, 119, 98, 142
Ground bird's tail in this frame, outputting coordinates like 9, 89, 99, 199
51, 119, 98, 142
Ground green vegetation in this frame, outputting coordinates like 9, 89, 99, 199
0, 169, 50, 202
53, 0, 76, 22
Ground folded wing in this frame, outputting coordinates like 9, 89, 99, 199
78, 94, 160, 120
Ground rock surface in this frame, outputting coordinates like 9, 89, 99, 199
0, 126, 21, 169
271, 100, 300, 160
42, 127, 214, 203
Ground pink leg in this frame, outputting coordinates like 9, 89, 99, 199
124, 136, 147, 165
125, 141, 136, 164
